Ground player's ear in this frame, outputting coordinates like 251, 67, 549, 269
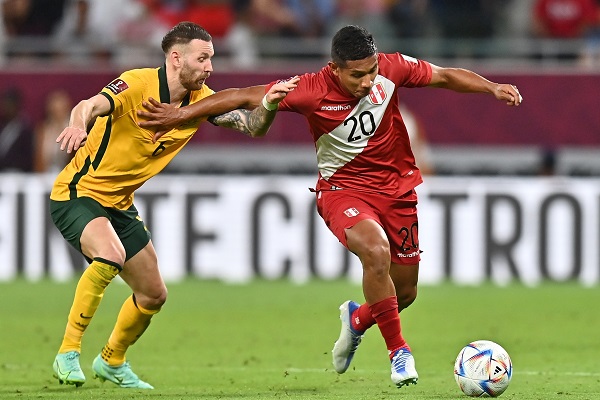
169, 49, 183, 68
329, 61, 340, 76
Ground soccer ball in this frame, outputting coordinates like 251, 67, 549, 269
454, 340, 512, 397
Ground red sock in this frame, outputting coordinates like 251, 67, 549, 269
370, 296, 410, 358
350, 303, 376, 333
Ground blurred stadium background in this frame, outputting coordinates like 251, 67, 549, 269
0, 0, 599, 285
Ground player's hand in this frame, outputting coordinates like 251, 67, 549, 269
264, 76, 300, 105
56, 126, 87, 153
494, 84, 523, 107
137, 98, 181, 142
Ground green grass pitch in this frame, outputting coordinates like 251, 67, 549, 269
1, 278, 599, 399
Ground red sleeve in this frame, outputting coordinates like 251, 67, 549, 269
378, 52, 432, 88
267, 72, 324, 115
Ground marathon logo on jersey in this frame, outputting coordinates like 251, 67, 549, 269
344, 207, 360, 217
320, 104, 352, 111
368, 82, 386, 105
397, 250, 421, 258
105, 79, 129, 95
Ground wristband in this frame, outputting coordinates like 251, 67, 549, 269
261, 95, 278, 111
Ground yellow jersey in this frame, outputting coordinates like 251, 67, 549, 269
51, 66, 212, 209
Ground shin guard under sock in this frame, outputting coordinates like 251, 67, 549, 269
59, 258, 121, 353
369, 296, 409, 357
101, 294, 160, 366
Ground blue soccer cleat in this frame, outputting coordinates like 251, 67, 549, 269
332, 300, 364, 373
92, 354, 154, 389
53, 351, 86, 387
390, 348, 419, 388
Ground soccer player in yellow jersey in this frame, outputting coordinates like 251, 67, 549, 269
50, 21, 298, 389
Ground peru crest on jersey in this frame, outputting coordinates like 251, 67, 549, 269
368, 82, 387, 105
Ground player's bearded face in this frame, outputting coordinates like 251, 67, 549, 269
178, 40, 214, 91
333, 56, 379, 98
179, 60, 209, 91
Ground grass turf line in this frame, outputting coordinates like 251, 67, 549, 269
0, 279, 598, 399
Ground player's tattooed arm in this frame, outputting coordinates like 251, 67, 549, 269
209, 106, 276, 137
209, 76, 299, 137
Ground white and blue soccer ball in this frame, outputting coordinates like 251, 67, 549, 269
454, 340, 513, 397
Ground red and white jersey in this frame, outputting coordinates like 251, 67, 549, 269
273, 52, 432, 197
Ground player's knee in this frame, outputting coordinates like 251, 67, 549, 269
360, 244, 390, 276
347, 222, 389, 260
397, 286, 417, 310
358, 239, 391, 264
96, 244, 126, 267
148, 288, 167, 310
135, 285, 167, 312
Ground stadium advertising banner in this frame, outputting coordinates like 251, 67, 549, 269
0, 174, 598, 286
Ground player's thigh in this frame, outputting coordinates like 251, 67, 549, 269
120, 241, 167, 309
84, 201, 152, 265
50, 197, 125, 264
316, 189, 387, 254
345, 219, 390, 259
80, 217, 127, 264
106, 203, 151, 262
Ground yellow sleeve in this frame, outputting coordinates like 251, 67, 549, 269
100, 70, 147, 118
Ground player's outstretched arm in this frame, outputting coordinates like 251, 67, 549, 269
56, 94, 111, 153
138, 85, 267, 142
209, 76, 299, 137
428, 64, 523, 106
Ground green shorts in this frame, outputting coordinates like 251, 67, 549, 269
50, 197, 151, 263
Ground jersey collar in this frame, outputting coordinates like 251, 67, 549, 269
158, 64, 191, 107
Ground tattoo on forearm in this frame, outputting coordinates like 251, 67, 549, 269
212, 106, 275, 137
211, 110, 252, 135
248, 106, 272, 132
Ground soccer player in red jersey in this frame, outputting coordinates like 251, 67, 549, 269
138, 25, 523, 388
